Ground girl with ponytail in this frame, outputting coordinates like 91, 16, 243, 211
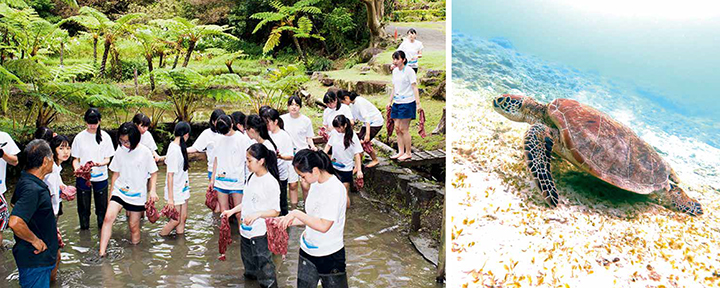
260, 108, 294, 216
246, 114, 287, 214
278, 149, 349, 288
188, 109, 225, 180
324, 115, 363, 208
160, 122, 192, 236
221, 143, 280, 287
71, 108, 115, 230
210, 115, 251, 216
389, 50, 421, 161
321, 90, 354, 132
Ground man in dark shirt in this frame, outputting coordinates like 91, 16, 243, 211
9, 139, 57, 288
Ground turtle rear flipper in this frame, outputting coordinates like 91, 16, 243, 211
524, 124, 559, 207
668, 183, 703, 216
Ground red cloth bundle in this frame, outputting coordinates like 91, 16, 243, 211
57, 228, 65, 248
218, 215, 232, 261
355, 177, 364, 189
418, 108, 427, 138
60, 186, 76, 201
161, 204, 179, 221
361, 141, 374, 154
73, 161, 95, 182
318, 127, 330, 142
205, 186, 218, 211
385, 105, 394, 139
145, 198, 160, 223
265, 218, 288, 255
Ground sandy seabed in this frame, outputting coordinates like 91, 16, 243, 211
448, 81, 720, 288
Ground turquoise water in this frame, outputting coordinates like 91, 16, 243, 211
453, 0, 720, 189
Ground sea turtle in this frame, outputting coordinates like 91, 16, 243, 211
493, 95, 703, 215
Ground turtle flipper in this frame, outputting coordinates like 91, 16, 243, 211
524, 124, 559, 207
668, 183, 703, 216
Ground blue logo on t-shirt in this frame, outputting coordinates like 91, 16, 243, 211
302, 234, 318, 249
240, 223, 253, 231
331, 161, 345, 168
119, 186, 141, 198
216, 172, 239, 183
91, 172, 104, 178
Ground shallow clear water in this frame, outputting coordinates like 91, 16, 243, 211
0, 163, 438, 287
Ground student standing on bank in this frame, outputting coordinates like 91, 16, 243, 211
339, 90, 384, 168
8, 140, 57, 288
388, 51, 421, 162
0, 129, 20, 245
281, 96, 317, 209
397, 28, 424, 74
278, 149, 349, 288
99, 123, 158, 257
71, 108, 115, 230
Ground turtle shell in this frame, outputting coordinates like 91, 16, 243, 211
547, 98, 670, 194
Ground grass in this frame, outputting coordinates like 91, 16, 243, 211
391, 21, 446, 32
374, 50, 446, 72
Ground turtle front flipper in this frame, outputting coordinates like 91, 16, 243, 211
668, 183, 703, 216
524, 124, 559, 207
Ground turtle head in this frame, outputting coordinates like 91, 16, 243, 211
493, 94, 544, 124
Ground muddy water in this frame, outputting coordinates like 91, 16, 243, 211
0, 162, 439, 287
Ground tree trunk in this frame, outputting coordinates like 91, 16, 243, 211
182, 40, 196, 67
60, 41, 64, 67
226, 62, 234, 74
290, 33, 306, 62
172, 48, 181, 69
134, 68, 139, 95
146, 56, 155, 91
362, 0, 386, 48
99, 39, 111, 77
92, 35, 98, 63
158, 52, 164, 68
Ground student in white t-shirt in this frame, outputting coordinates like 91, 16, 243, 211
0, 130, 20, 249
261, 108, 294, 216
160, 122, 192, 236
280, 96, 316, 210
100, 123, 158, 257
339, 90, 384, 168
397, 28, 423, 74
43, 134, 72, 282
388, 50, 421, 162
188, 109, 225, 180
324, 115, 363, 208
133, 113, 163, 162
245, 114, 287, 215
278, 149, 348, 287
210, 115, 251, 219
71, 108, 115, 230
322, 90, 354, 132
231, 111, 252, 182
221, 143, 280, 287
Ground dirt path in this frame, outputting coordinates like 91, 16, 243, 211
386, 22, 446, 52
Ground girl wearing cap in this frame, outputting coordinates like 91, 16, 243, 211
71, 108, 115, 230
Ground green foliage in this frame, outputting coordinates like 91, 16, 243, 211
247, 64, 308, 112
319, 7, 355, 54
306, 56, 332, 71
250, 0, 324, 55
392, 9, 445, 22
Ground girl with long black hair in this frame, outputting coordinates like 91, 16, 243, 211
245, 115, 286, 214
133, 113, 163, 162
322, 90, 354, 132
388, 50, 421, 161
160, 122, 192, 236
210, 115, 251, 219
188, 109, 225, 180
278, 149, 348, 288
324, 115, 363, 208
339, 90, 384, 167
281, 96, 316, 209
71, 108, 115, 230
100, 122, 158, 256
260, 108, 293, 216
221, 143, 280, 287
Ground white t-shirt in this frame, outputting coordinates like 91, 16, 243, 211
43, 163, 64, 216
301, 176, 347, 257
140, 132, 158, 152
392, 66, 418, 104
269, 130, 293, 181
109, 144, 158, 206
322, 104, 354, 128
398, 39, 424, 68
351, 97, 384, 127
192, 128, 221, 172
327, 132, 363, 172
213, 132, 250, 191
71, 130, 115, 182
0, 131, 20, 194
280, 113, 314, 151
240, 172, 280, 239
164, 142, 190, 203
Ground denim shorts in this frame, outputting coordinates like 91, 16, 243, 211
18, 265, 54, 288
391, 101, 417, 119
214, 187, 243, 195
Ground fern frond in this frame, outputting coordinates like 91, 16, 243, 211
263, 28, 282, 54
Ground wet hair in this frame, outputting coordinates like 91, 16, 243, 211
323, 90, 342, 111
287, 95, 302, 107
23, 139, 52, 171
260, 108, 284, 130
392, 50, 408, 66
84, 108, 103, 144
293, 149, 335, 175
209, 109, 226, 133
230, 111, 246, 131
215, 114, 233, 135
132, 113, 151, 127
33, 127, 54, 142
117, 122, 141, 151
247, 143, 280, 183
49, 135, 70, 163
332, 115, 355, 149
174, 121, 191, 171
407, 28, 417, 35
245, 114, 277, 151
338, 90, 359, 102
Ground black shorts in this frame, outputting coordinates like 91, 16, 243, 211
110, 195, 145, 212
412, 67, 418, 74
358, 126, 382, 142
336, 170, 353, 184
299, 247, 346, 274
